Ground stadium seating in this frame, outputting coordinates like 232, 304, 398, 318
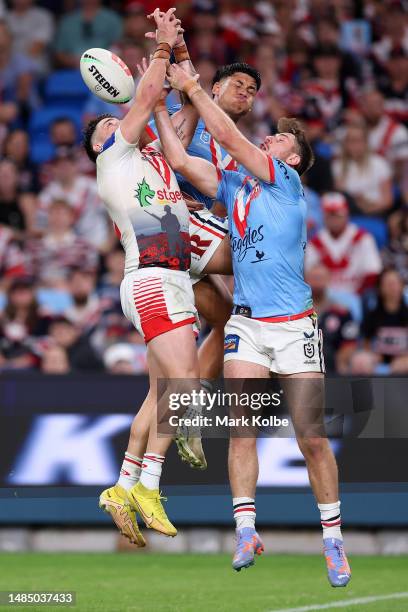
28, 105, 82, 164
351, 216, 388, 250
44, 70, 90, 106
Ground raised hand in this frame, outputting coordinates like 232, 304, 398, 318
146, 9, 185, 48
151, 8, 183, 48
166, 63, 199, 92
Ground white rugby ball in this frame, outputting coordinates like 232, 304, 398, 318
80, 48, 135, 104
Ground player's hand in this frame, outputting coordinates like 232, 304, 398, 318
146, 10, 185, 48
152, 8, 183, 48
166, 63, 199, 91
136, 56, 170, 100
183, 195, 204, 212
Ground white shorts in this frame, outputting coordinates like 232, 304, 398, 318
189, 209, 228, 284
224, 313, 325, 374
120, 267, 200, 343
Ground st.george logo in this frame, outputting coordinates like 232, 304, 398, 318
135, 178, 155, 207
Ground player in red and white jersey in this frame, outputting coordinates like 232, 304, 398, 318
82, 9, 205, 548
305, 192, 382, 294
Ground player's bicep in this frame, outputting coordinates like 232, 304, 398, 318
119, 106, 151, 145
180, 156, 218, 198
220, 130, 273, 182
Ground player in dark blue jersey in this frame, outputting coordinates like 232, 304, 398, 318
154, 63, 351, 587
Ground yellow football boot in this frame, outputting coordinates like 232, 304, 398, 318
128, 482, 177, 537
99, 484, 146, 547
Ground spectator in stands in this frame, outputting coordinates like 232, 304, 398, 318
3, 129, 39, 193
0, 159, 28, 235
38, 146, 109, 251
121, 1, 149, 46
6, 0, 55, 76
306, 264, 360, 373
0, 276, 50, 369
0, 224, 26, 288
27, 199, 98, 289
54, 0, 122, 68
362, 268, 408, 370
332, 125, 393, 216
377, 48, 408, 127
47, 315, 103, 371
382, 208, 408, 285
303, 45, 351, 131
64, 268, 101, 332
305, 192, 382, 294
348, 349, 378, 376
0, 20, 36, 124
40, 344, 70, 373
361, 87, 408, 196
104, 343, 136, 374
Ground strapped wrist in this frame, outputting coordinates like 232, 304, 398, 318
183, 79, 202, 98
154, 100, 167, 113
153, 42, 172, 61
174, 43, 190, 64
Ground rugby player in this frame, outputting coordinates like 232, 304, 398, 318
156, 63, 352, 587
82, 8, 204, 547
144, 49, 261, 381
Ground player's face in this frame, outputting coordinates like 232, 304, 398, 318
93, 117, 120, 154
260, 133, 300, 167
214, 72, 258, 119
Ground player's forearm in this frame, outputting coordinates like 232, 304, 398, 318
170, 103, 199, 148
174, 38, 196, 77
154, 105, 189, 170
135, 57, 170, 114
183, 86, 237, 147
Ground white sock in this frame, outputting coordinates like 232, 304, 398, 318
318, 501, 342, 540
117, 452, 143, 490
233, 497, 256, 530
139, 453, 164, 490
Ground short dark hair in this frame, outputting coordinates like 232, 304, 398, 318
277, 117, 315, 176
82, 113, 114, 162
212, 63, 262, 91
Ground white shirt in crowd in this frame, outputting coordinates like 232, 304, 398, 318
305, 223, 383, 294
332, 154, 391, 204
39, 176, 109, 251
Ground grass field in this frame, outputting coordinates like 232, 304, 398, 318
1, 553, 407, 612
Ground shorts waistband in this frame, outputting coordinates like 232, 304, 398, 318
125, 267, 189, 279
232, 305, 315, 323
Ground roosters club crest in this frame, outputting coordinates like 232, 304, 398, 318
232, 176, 261, 238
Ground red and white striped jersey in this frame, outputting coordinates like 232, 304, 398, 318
368, 115, 408, 163
305, 224, 382, 294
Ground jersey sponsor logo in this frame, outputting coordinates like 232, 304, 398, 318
200, 130, 211, 144
224, 334, 240, 354
88, 64, 120, 98
232, 176, 261, 238
135, 180, 183, 207
231, 224, 264, 262
157, 188, 183, 204
135, 178, 155, 207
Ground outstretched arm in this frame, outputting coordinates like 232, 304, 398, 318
154, 104, 218, 199
120, 8, 180, 145
136, 55, 199, 149
167, 64, 273, 182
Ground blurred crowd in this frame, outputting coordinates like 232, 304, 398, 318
0, 0, 407, 376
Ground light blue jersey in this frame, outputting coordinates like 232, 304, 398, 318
148, 106, 248, 209
216, 158, 313, 318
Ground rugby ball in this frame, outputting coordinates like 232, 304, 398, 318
80, 48, 135, 104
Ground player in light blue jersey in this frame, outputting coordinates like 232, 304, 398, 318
153, 63, 351, 587
145, 62, 261, 382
